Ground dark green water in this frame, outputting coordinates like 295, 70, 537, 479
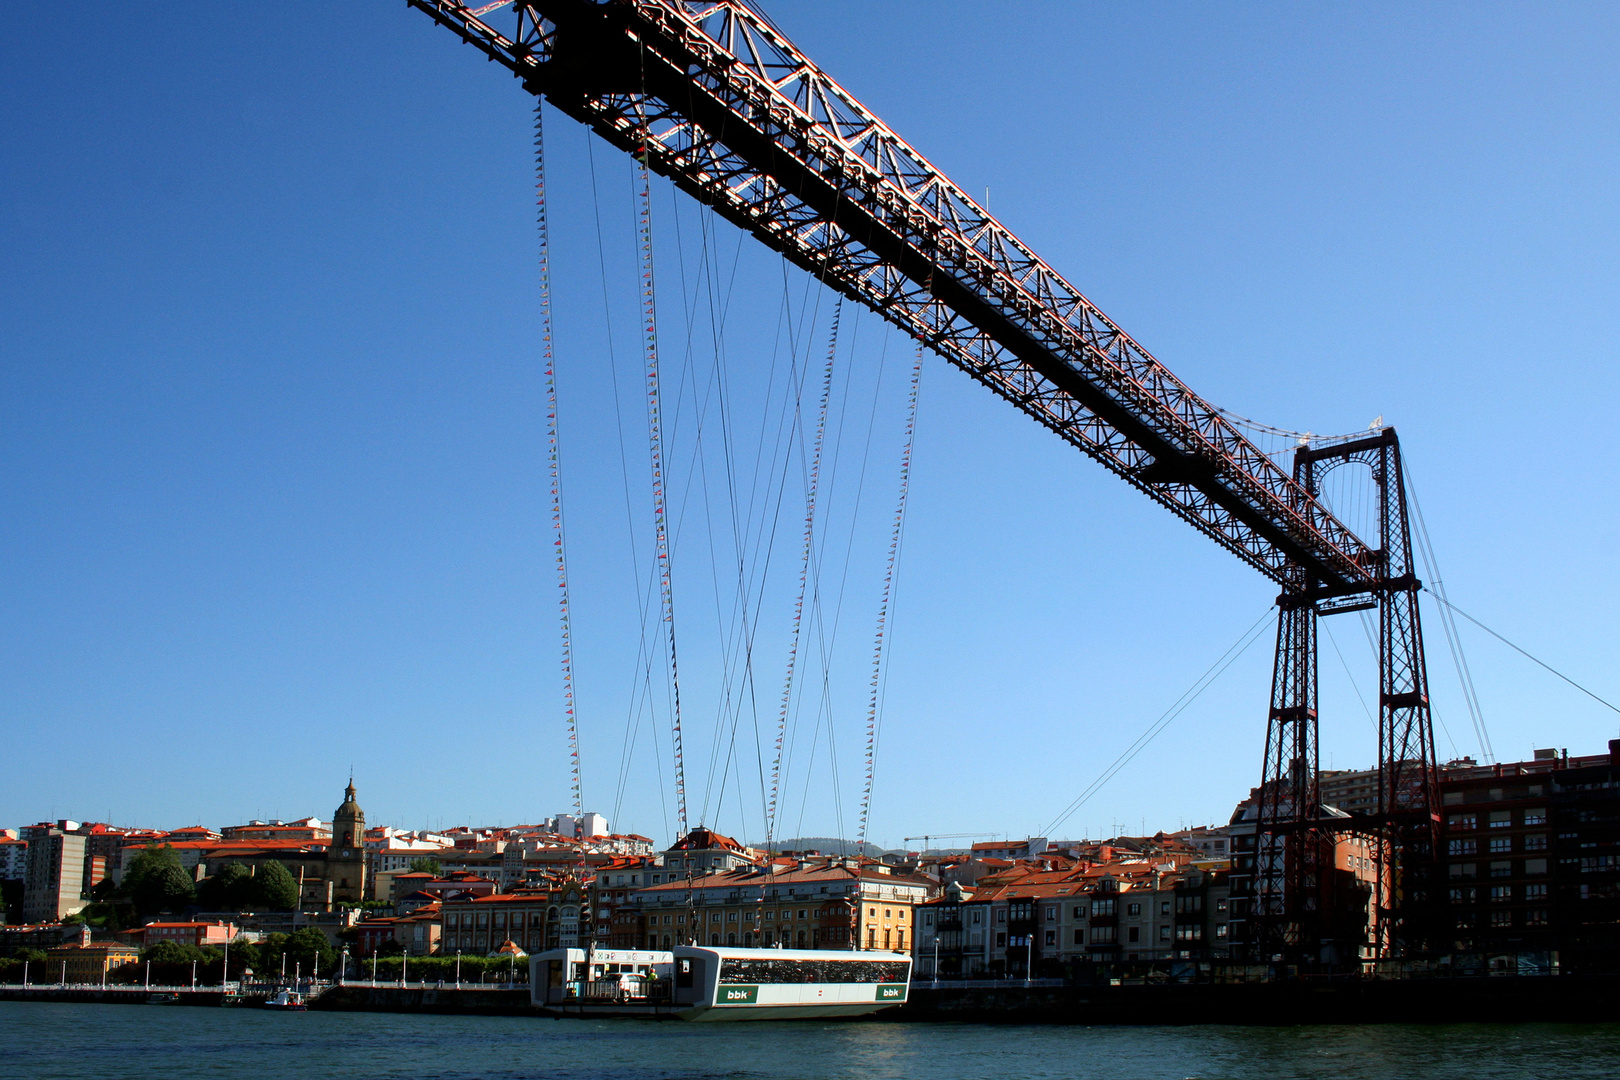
9, 1001, 1620, 1080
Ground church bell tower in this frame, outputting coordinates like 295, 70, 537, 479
329, 778, 367, 903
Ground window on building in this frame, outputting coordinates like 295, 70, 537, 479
1449, 887, 1476, 903
1450, 863, 1476, 879
997, 909, 1006, 924
995, 932, 1006, 948
1175, 925, 1203, 942
1524, 808, 1547, 826
1046, 906, 1056, 923
1045, 930, 1056, 946
1489, 861, 1513, 878
711, 913, 721, 923
1215, 924, 1228, 939
1524, 834, 1548, 852
728, 911, 738, 922
924, 911, 934, 927
1127, 927, 1139, 943
1091, 898, 1116, 918
1089, 926, 1116, 944
1525, 859, 1548, 876
1488, 811, 1512, 829
972, 910, 982, 925
1525, 909, 1549, 927
1158, 926, 1170, 941
1127, 903, 1140, 916
1525, 884, 1548, 901
1490, 886, 1512, 903
1449, 839, 1477, 856
1447, 814, 1476, 830
1160, 901, 1170, 916
1489, 837, 1512, 854
1072, 906, 1085, 920
1073, 929, 1084, 946
1489, 911, 1513, 928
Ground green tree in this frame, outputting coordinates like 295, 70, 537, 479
226, 937, 260, 978
122, 844, 195, 914
283, 927, 337, 974
14, 947, 48, 965
196, 863, 256, 911
250, 860, 299, 911
408, 857, 442, 877
258, 932, 289, 978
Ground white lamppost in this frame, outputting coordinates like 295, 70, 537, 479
191, 960, 197, 991
455, 950, 461, 986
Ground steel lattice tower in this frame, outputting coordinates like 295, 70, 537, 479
1248, 428, 1439, 965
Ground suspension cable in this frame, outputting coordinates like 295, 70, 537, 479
857, 340, 922, 848
766, 296, 840, 853
1040, 606, 1277, 839
1423, 590, 1620, 719
1404, 460, 1494, 761
533, 101, 585, 868
637, 112, 689, 839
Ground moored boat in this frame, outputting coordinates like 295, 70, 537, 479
530, 946, 910, 1021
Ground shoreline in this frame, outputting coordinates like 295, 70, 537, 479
4, 973, 1615, 1025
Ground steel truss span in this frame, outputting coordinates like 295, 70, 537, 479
405, 0, 1376, 591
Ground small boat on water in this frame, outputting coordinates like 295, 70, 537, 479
531, 946, 911, 1021
262, 989, 308, 1011
146, 992, 181, 1005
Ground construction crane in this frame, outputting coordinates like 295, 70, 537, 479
407, 0, 1437, 966
902, 833, 997, 852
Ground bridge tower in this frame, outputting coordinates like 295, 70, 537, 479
1248, 427, 1439, 965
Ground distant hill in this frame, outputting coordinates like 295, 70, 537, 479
752, 837, 898, 857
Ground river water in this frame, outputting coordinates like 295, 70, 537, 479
10, 1001, 1620, 1080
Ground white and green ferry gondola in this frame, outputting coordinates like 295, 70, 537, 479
530, 945, 911, 1020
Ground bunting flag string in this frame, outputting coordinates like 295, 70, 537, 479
858, 340, 924, 847
534, 102, 586, 866
765, 296, 841, 852
638, 114, 689, 839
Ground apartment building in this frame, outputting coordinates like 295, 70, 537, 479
625, 857, 933, 951
916, 864, 1233, 978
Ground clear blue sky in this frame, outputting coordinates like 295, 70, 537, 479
3, 2, 1618, 847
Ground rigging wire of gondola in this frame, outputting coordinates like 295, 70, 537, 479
636, 104, 688, 839
766, 296, 841, 853
532, 101, 586, 867
857, 340, 923, 847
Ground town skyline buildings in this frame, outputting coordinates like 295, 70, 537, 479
6, 4, 1620, 845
